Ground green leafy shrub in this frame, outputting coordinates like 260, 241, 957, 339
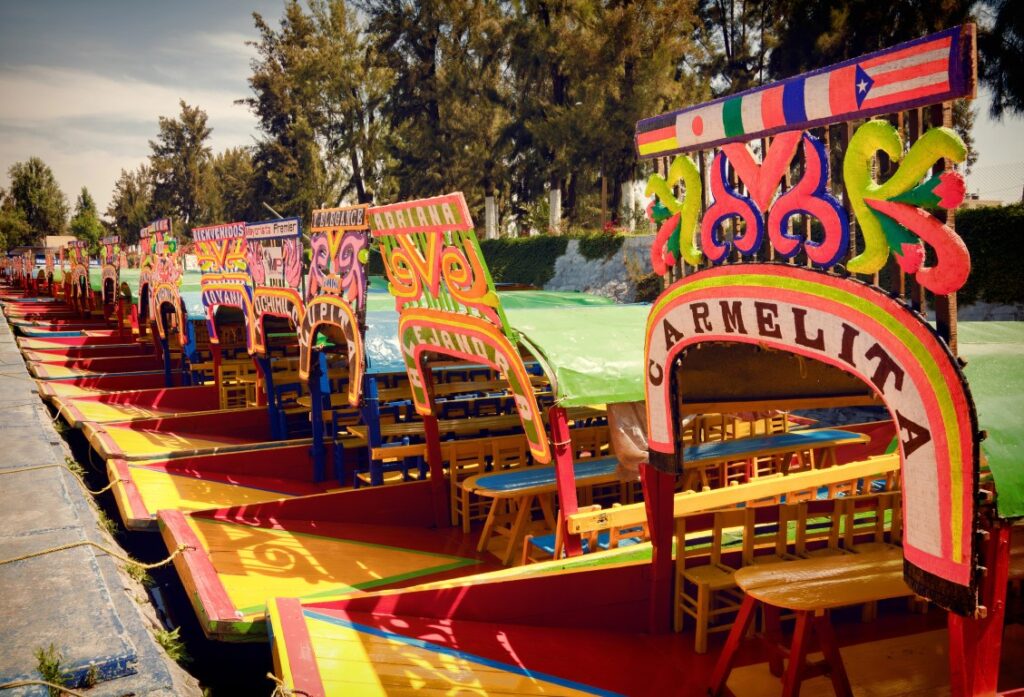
956, 204, 1024, 305
479, 236, 569, 286
34, 644, 69, 696
573, 232, 624, 261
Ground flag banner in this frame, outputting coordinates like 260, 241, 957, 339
636, 25, 975, 158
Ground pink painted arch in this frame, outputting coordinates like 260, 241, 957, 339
643, 264, 979, 616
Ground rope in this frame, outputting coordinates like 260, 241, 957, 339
268, 673, 310, 697
0, 679, 86, 696
0, 463, 123, 496
0, 540, 191, 569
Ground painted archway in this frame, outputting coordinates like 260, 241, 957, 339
398, 308, 551, 464
153, 283, 186, 341
72, 269, 89, 311
297, 295, 362, 406
201, 278, 257, 352
644, 263, 978, 614
253, 287, 304, 356
137, 276, 152, 323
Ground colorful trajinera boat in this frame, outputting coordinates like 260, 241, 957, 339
2, 21, 1020, 696
152, 197, 683, 640
262, 24, 1024, 696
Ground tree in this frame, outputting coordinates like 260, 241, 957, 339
0, 189, 33, 250
7, 157, 68, 239
244, 2, 340, 224
696, 0, 776, 95
149, 100, 213, 233
979, 0, 1024, 118
107, 164, 153, 245
584, 0, 707, 222
311, 0, 395, 204
204, 147, 259, 223
362, 0, 452, 200
69, 187, 105, 254
769, 0, 973, 79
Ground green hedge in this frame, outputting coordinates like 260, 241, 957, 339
957, 204, 1024, 305
574, 233, 624, 261
479, 236, 569, 286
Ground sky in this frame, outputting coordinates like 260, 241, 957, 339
1, 1, 1023, 217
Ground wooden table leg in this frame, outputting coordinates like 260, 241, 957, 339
476, 496, 501, 553
781, 610, 811, 697
812, 611, 853, 697
538, 493, 557, 529
708, 595, 758, 696
762, 604, 785, 678
501, 494, 535, 565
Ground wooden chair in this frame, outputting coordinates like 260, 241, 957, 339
360, 442, 428, 487
490, 434, 528, 471
793, 498, 847, 558
521, 503, 649, 564
675, 508, 747, 653
219, 360, 259, 409
741, 503, 798, 567
841, 492, 902, 554
603, 503, 650, 550
570, 425, 610, 460
447, 439, 490, 531
839, 492, 903, 620
521, 504, 601, 564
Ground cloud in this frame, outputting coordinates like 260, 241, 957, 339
0, 64, 253, 126
0, 64, 259, 212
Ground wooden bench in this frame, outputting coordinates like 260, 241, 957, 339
462, 456, 622, 565
709, 548, 913, 697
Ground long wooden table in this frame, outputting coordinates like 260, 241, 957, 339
347, 406, 604, 441
375, 375, 548, 402
681, 428, 870, 488
709, 548, 912, 697
462, 456, 622, 565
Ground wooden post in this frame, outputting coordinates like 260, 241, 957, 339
308, 352, 327, 480
642, 462, 675, 634
549, 405, 583, 557
419, 365, 449, 527
948, 518, 1010, 696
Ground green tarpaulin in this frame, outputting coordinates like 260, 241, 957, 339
507, 304, 648, 407
958, 322, 1024, 519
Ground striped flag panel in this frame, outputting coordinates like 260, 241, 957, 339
635, 25, 974, 158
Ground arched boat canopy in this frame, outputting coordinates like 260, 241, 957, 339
643, 263, 980, 615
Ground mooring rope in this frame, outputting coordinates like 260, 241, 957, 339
0, 679, 87, 696
0, 462, 122, 496
268, 673, 311, 697
0, 540, 190, 569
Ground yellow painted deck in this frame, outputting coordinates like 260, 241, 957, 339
61, 400, 202, 426
183, 516, 478, 623
41, 383, 113, 401
109, 463, 305, 530
84, 422, 274, 460
300, 611, 599, 696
